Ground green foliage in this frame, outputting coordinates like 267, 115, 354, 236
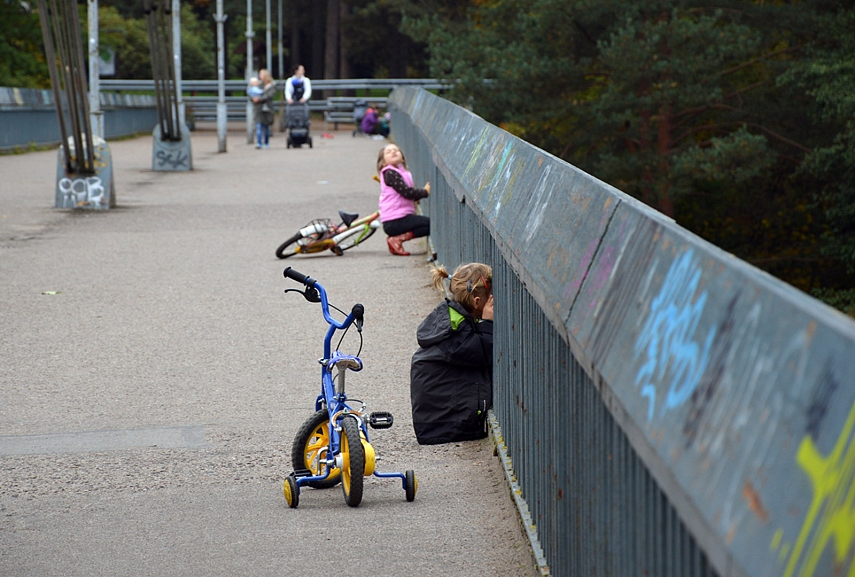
782, 6, 855, 274
811, 288, 855, 318
408, 0, 855, 305
0, 1, 49, 87
95, 4, 214, 79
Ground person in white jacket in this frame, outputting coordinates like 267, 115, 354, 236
285, 65, 312, 104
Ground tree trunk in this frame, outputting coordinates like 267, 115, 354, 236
638, 97, 653, 207
339, 1, 352, 94
657, 104, 675, 218
289, 0, 300, 69
324, 0, 340, 80
311, 0, 323, 81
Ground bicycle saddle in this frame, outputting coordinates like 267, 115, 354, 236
338, 210, 359, 227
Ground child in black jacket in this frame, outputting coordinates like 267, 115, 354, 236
410, 263, 494, 445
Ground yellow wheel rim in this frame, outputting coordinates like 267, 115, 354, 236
304, 423, 340, 481
283, 479, 293, 505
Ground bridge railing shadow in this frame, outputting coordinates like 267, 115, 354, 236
390, 87, 855, 577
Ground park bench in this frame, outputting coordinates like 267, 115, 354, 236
323, 96, 388, 135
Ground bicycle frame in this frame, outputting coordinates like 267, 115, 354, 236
297, 211, 380, 254
329, 211, 381, 247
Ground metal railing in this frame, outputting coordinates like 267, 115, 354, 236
389, 87, 855, 577
99, 78, 446, 124
99, 78, 449, 93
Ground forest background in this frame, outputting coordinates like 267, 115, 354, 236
2, 0, 854, 315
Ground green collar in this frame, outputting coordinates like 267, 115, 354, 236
449, 305, 466, 330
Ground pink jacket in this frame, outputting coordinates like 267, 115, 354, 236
379, 165, 417, 222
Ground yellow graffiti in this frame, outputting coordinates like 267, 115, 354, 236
779, 398, 855, 577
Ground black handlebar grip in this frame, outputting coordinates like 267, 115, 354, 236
352, 303, 364, 330
284, 267, 316, 288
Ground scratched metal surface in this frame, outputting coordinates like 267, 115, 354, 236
390, 87, 855, 577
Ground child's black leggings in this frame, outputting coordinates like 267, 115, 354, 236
383, 215, 430, 238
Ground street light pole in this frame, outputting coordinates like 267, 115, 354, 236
266, 0, 271, 74
172, 0, 184, 127
277, 0, 283, 81
246, 0, 254, 144
215, 0, 227, 152
87, 0, 103, 139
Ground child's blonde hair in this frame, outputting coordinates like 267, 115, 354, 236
376, 144, 408, 173
431, 262, 492, 315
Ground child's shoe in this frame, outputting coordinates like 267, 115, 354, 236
387, 232, 415, 256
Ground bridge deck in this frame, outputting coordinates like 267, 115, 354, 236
0, 128, 536, 576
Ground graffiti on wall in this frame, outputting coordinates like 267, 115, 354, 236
771, 395, 855, 577
155, 149, 189, 170
58, 176, 107, 208
634, 249, 717, 422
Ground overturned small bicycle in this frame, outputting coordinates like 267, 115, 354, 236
275, 210, 380, 259
282, 267, 417, 508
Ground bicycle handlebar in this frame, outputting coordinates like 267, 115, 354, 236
283, 266, 317, 288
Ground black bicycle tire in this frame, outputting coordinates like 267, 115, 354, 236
291, 410, 341, 489
276, 232, 303, 259
337, 226, 377, 253
340, 416, 365, 507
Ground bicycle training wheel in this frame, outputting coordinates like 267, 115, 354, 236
405, 469, 418, 502
335, 226, 377, 254
340, 416, 365, 507
291, 410, 341, 489
275, 233, 302, 259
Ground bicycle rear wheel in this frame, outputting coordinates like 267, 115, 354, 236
276, 233, 302, 259
291, 410, 341, 489
340, 416, 365, 507
336, 226, 377, 254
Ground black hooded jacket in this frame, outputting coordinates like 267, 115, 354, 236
410, 299, 493, 445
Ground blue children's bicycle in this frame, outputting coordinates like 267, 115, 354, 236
282, 267, 417, 508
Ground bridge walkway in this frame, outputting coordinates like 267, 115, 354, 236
0, 126, 537, 576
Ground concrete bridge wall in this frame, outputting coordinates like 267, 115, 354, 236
390, 87, 855, 577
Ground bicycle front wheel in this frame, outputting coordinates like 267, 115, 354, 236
336, 225, 377, 254
340, 416, 365, 507
291, 410, 341, 489
276, 232, 302, 259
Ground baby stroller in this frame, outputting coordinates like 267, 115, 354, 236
286, 102, 313, 148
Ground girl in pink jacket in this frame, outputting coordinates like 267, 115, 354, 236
376, 144, 431, 256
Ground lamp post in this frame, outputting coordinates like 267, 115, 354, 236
172, 0, 184, 127
245, 0, 254, 144
87, 0, 103, 139
215, 0, 227, 152
266, 0, 271, 73
277, 0, 283, 80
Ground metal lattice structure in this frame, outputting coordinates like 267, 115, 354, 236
36, 0, 95, 174
144, 0, 181, 142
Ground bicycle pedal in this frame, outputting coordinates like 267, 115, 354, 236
369, 411, 394, 429
293, 469, 314, 478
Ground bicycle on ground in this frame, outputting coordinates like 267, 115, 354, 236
275, 210, 380, 259
282, 266, 417, 508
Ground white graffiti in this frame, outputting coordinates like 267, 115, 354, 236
59, 176, 107, 207
634, 249, 717, 421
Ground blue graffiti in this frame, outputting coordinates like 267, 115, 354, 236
634, 249, 717, 421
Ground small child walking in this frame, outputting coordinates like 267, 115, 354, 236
377, 144, 430, 256
410, 263, 494, 445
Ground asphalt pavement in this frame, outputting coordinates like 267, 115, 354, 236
0, 124, 537, 576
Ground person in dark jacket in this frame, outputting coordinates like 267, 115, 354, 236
410, 263, 494, 445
